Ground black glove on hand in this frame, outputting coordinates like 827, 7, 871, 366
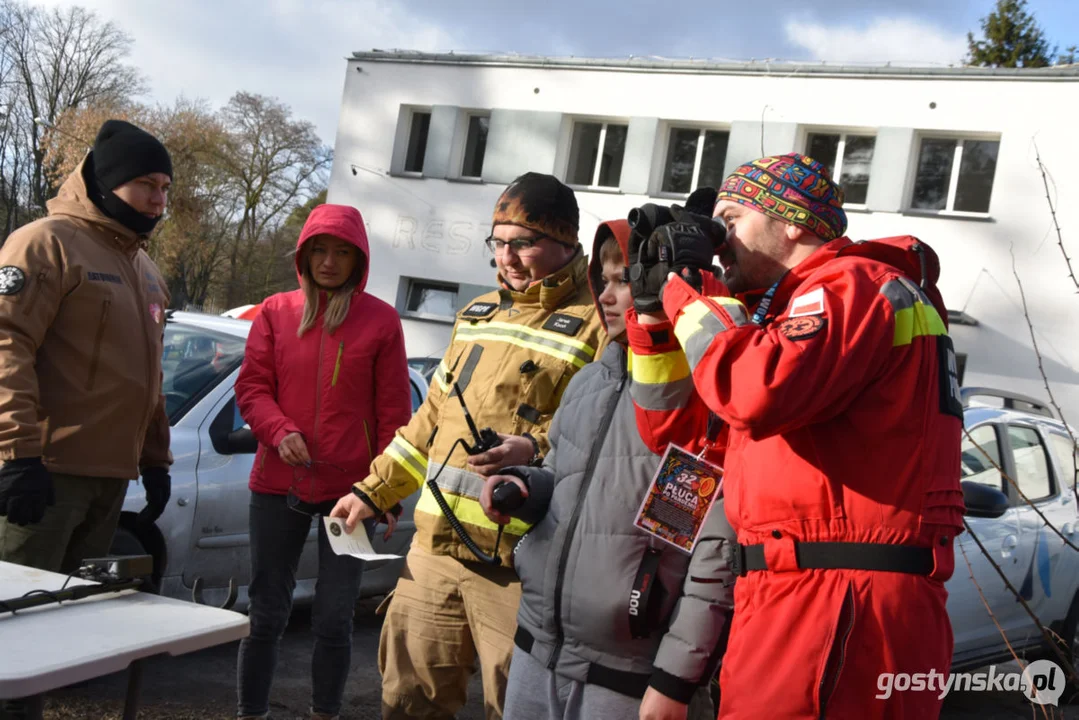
630, 220, 720, 311
0, 457, 55, 526
137, 466, 171, 528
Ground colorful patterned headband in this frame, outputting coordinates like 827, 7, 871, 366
716, 153, 848, 241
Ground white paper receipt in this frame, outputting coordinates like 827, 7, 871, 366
322, 517, 401, 561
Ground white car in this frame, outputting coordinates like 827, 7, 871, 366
950, 387, 1079, 671
110, 311, 428, 611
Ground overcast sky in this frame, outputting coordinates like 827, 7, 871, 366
37, 0, 1079, 146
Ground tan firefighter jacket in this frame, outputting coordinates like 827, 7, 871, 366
357, 250, 606, 566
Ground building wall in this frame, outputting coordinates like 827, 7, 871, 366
328, 57, 1079, 422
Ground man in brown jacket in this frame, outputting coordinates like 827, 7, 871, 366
0, 119, 173, 574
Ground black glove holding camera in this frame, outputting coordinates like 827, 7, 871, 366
627, 190, 724, 313
0, 457, 55, 526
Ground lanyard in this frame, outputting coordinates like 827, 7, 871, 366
751, 275, 785, 326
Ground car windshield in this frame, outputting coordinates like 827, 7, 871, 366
163, 324, 247, 422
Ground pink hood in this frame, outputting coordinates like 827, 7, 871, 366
294, 203, 370, 293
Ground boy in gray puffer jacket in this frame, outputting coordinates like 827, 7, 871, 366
481, 217, 734, 720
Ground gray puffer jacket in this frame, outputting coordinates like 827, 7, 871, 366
508, 341, 734, 703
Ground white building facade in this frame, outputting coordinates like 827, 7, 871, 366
328, 51, 1079, 420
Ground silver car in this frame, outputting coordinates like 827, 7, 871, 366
951, 387, 1079, 671
109, 310, 426, 610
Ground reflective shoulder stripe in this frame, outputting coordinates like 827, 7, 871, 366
627, 348, 695, 410
416, 483, 532, 535
454, 322, 595, 368
881, 278, 948, 347
385, 436, 429, 485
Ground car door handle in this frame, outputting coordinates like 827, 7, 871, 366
1002, 535, 1019, 551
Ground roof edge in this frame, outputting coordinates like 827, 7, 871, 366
349, 50, 1079, 80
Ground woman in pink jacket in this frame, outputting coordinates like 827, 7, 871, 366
234, 203, 412, 720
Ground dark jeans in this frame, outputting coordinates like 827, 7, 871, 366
236, 491, 375, 717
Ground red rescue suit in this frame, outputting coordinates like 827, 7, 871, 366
626, 236, 964, 719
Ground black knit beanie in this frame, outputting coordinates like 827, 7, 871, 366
93, 120, 172, 190
86, 120, 172, 236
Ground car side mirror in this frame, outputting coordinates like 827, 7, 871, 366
208, 398, 257, 455
961, 480, 1010, 519
226, 427, 258, 455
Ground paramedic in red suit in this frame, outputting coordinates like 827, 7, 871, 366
626, 153, 965, 719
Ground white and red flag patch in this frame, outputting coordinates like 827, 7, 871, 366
789, 288, 825, 318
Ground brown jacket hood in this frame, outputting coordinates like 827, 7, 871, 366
47, 157, 146, 252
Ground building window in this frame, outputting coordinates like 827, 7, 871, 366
566, 121, 628, 189
911, 137, 999, 214
805, 132, 875, 205
661, 127, 729, 195
403, 279, 457, 320
404, 111, 431, 174
461, 114, 489, 179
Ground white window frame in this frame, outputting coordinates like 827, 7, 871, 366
803, 130, 875, 209
398, 277, 459, 324
451, 111, 490, 182
401, 108, 432, 177
657, 125, 731, 198
564, 119, 628, 191
906, 133, 1001, 218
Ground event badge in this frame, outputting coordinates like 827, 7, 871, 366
634, 444, 723, 554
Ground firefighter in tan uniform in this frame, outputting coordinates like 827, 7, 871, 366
331, 173, 606, 719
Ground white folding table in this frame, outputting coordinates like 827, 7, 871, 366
0, 560, 249, 719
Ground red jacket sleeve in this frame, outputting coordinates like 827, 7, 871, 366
626, 308, 726, 466
373, 312, 412, 455
234, 304, 301, 448
661, 266, 895, 441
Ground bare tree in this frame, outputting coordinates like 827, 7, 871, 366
2, 0, 144, 212
215, 91, 330, 307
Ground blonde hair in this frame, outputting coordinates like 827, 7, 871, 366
296, 245, 364, 337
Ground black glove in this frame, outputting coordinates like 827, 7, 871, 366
0, 457, 55, 526
137, 466, 171, 528
629, 216, 722, 312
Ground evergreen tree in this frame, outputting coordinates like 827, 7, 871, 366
966, 0, 1053, 68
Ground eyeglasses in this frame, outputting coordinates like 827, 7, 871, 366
484, 234, 549, 257
288, 460, 346, 516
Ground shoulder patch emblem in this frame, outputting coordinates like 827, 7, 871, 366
789, 287, 825, 317
460, 302, 498, 320
779, 315, 826, 341
542, 313, 584, 337
0, 266, 26, 296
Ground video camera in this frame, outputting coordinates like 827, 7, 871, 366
626, 188, 726, 311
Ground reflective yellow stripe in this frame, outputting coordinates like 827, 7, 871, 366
454, 324, 594, 368
627, 348, 691, 385
893, 302, 947, 347
482, 320, 596, 354
385, 436, 428, 485
416, 484, 531, 535
434, 360, 450, 393
673, 300, 719, 348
